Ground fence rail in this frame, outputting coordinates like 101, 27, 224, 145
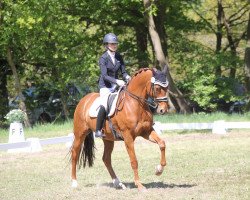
0, 134, 74, 152
1, 121, 250, 152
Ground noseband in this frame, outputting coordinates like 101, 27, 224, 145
124, 76, 169, 109
148, 77, 168, 109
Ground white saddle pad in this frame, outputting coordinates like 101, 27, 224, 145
89, 92, 120, 118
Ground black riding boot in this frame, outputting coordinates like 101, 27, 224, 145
95, 105, 106, 138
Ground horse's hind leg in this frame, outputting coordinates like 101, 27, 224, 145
143, 130, 166, 176
102, 140, 126, 189
71, 132, 85, 188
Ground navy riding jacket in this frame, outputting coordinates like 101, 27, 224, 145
98, 51, 129, 89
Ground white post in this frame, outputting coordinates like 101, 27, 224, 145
8, 122, 26, 152
8, 122, 25, 143
65, 133, 74, 148
26, 138, 42, 152
212, 120, 227, 135
153, 122, 162, 135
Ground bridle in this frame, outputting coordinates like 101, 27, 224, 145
124, 76, 169, 109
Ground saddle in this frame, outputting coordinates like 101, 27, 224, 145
89, 89, 124, 140
89, 91, 120, 117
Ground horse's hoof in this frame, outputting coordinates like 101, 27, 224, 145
138, 185, 147, 192
155, 164, 164, 176
119, 182, 127, 190
72, 179, 78, 188
113, 178, 126, 190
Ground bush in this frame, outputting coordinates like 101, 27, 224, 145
4, 109, 26, 124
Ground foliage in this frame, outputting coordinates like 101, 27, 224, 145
168, 29, 246, 110
4, 109, 26, 124
0, 0, 248, 120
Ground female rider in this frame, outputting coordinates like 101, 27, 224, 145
95, 33, 131, 138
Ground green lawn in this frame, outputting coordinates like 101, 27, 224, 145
0, 130, 249, 200
1, 112, 250, 143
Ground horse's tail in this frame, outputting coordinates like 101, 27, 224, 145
79, 132, 95, 168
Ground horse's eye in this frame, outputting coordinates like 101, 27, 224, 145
155, 86, 161, 92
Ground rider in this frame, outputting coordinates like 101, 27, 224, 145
95, 33, 131, 138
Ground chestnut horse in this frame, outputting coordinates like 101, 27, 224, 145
71, 68, 169, 190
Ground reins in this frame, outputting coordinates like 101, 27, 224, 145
124, 87, 159, 109
123, 82, 168, 109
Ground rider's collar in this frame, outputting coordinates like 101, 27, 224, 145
107, 49, 115, 56
151, 77, 169, 88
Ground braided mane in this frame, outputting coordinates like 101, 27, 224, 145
133, 68, 151, 77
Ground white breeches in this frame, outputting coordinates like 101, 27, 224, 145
99, 86, 115, 110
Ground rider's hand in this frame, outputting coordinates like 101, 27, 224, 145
116, 79, 125, 87
126, 75, 131, 82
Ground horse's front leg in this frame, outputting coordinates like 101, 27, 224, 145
124, 136, 145, 191
102, 140, 126, 189
143, 130, 166, 176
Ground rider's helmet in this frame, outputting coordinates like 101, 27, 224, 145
103, 33, 118, 44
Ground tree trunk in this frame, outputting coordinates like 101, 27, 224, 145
245, 13, 250, 93
6, 47, 31, 127
215, 0, 223, 76
222, 10, 237, 78
135, 25, 149, 67
143, 0, 191, 113
154, 0, 168, 57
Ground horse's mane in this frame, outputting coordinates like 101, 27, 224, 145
125, 68, 152, 87
133, 68, 152, 78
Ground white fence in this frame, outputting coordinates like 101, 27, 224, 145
0, 134, 74, 152
0, 121, 250, 152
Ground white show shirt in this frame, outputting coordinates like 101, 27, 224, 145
107, 50, 115, 64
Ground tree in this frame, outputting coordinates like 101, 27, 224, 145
1, 0, 95, 121
143, 0, 191, 113
180, 0, 249, 110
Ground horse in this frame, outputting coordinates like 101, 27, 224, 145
71, 67, 169, 191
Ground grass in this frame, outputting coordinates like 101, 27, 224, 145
0, 112, 250, 143
0, 130, 249, 200
154, 111, 250, 123
0, 120, 73, 143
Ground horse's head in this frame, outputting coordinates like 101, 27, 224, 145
148, 67, 169, 114
126, 67, 169, 114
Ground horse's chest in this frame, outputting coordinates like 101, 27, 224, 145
135, 120, 152, 134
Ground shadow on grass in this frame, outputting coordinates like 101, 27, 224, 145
86, 182, 197, 189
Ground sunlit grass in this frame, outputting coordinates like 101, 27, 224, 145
0, 120, 73, 143
0, 131, 249, 200
1, 112, 250, 143
154, 112, 250, 123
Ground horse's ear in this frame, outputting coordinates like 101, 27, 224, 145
152, 67, 158, 75
162, 65, 168, 75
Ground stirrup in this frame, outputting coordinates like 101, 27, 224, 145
95, 130, 105, 138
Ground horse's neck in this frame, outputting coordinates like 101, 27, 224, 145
127, 71, 151, 98
125, 72, 153, 122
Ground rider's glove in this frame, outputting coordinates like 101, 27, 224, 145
125, 75, 131, 82
116, 79, 125, 87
